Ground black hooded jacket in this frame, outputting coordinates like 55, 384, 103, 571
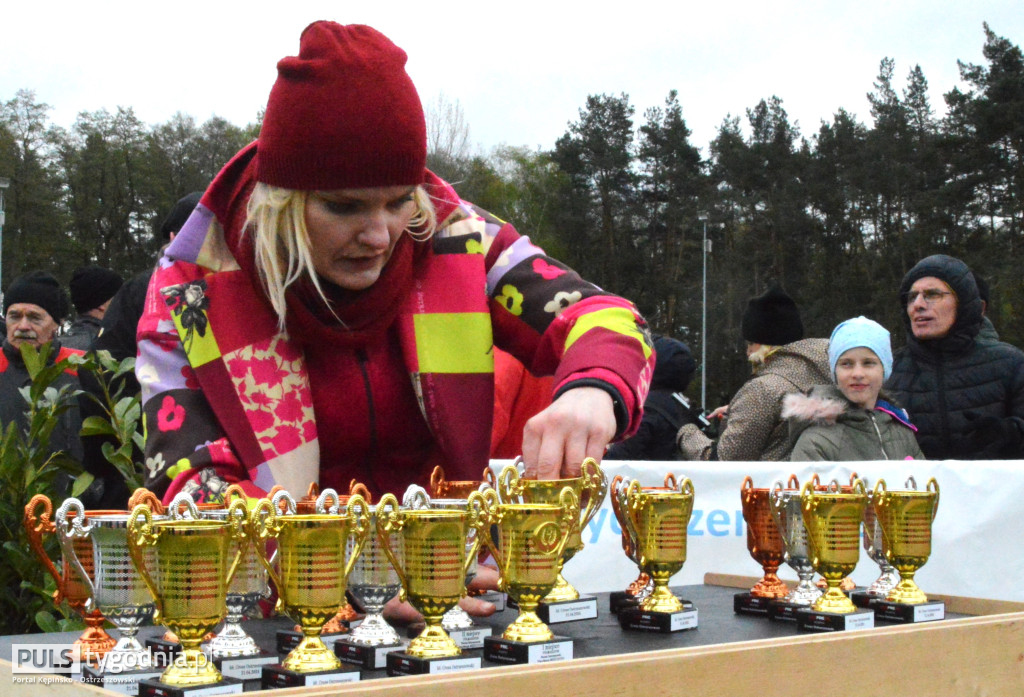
606, 336, 696, 460
885, 254, 1024, 459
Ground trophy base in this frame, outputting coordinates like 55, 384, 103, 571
474, 590, 507, 612
733, 592, 778, 617
144, 638, 180, 663
82, 664, 164, 696
618, 605, 699, 633
795, 607, 875, 632
212, 651, 280, 681
334, 637, 407, 670
260, 663, 360, 689
275, 630, 346, 656
767, 599, 813, 622
404, 624, 493, 650
849, 589, 885, 609
608, 590, 640, 614
137, 676, 244, 697
385, 650, 481, 676
483, 635, 573, 664
537, 595, 599, 624
873, 599, 945, 624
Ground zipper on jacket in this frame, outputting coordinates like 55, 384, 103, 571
868, 412, 890, 460
356, 349, 378, 471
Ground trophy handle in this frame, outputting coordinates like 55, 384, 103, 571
482, 465, 495, 488
349, 480, 372, 503
126, 504, 163, 623
168, 492, 200, 519
23, 495, 64, 603
851, 478, 867, 496
622, 479, 644, 558
768, 483, 793, 559
800, 480, 817, 513
679, 477, 695, 498
224, 484, 247, 507
809, 473, 822, 490
402, 484, 431, 510
741, 475, 753, 492
497, 462, 522, 502
552, 487, 581, 560
927, 478, 940, 520
223, 498, 250, 587
873, 479, 888, 496
579, 458, 607, 531
250, 498, 284, 606
664, 472, 677, 490
128, 487, 166, 514
786, 474, 799, 489
430, 466, 445, 496
271, 489, 297, 515
342, 494, 371, 581
463, 490, 489, 577
54, 498, 96, 605
316, 488, 341, 514
609, 475, 625, 521
375, 494, 408, 601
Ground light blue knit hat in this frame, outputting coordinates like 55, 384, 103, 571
828, 316, 893, 380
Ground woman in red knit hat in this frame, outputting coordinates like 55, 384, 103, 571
136, 21, 652, 510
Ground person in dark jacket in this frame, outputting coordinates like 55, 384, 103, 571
62, 265, 124, 350
77, 192, 202, 507
1, 271, 85, 467
606, 335, 697, 460
885, 254, 1024, 459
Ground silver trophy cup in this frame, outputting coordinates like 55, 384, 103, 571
56, 498, 171, 669
862, 477, 901, 597
769, 479, 822, 606
344, 499, 403, 646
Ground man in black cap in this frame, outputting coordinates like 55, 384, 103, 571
62, 265, 124, 350
886, 254, 1024, 459
1, 270, 85, 463
677, 284, 830, 460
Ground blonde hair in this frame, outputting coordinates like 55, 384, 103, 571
244, 183, 437, 329
747, 344, 782, 368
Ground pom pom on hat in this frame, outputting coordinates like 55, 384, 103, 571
828, 316, 893, 380
256, 22, 427, 190
741, 284, 804, 345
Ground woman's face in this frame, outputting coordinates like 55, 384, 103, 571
834, 346, 885, 410
304, 185, 417, 291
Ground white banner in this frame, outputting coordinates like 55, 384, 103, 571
489, 459, 1024, 602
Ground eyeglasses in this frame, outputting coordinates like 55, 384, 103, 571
906, 289, 954, 305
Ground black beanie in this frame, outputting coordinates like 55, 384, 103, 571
741, 284, 804, 345
5, 271, 70, 322
70, 266, 124, 313
158, 191, 203, 240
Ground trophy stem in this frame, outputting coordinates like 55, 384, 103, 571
349, 612, 401, 646
504, 607, 554, 643
77, 611, 116, 664
813, 578, 857, 614
750, 567, 789, 598
640, 579, 684, 613
541, 572, 580, 603
408, 618, 462, 658
888, 572, 928, 604
282, 631, 343, 672
441, 604, 475, 630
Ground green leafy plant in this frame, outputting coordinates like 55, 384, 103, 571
0, 343, 95, 635
77, 350, 145, 492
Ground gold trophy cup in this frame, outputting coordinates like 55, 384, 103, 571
375, 491, 488, 662
873, 477, 940, 605
800, 478, 868, 615
483, 487, 580, 643
127, 499, 248, 687
609, 473, 678, 611
497, 457, 606, 604
622, 477, 696, 615
251, 493, 370, 674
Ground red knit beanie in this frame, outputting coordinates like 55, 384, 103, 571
256, 22, 427, 190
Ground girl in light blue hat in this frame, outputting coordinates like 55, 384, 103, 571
783, 317, 923, 461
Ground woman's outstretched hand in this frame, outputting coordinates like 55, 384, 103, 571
521, 386, 616, 479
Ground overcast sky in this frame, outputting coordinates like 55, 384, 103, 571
3, 1, 1022, 157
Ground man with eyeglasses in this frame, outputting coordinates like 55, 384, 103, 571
0, 270, 85, 465
886, 254, 1024, 460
